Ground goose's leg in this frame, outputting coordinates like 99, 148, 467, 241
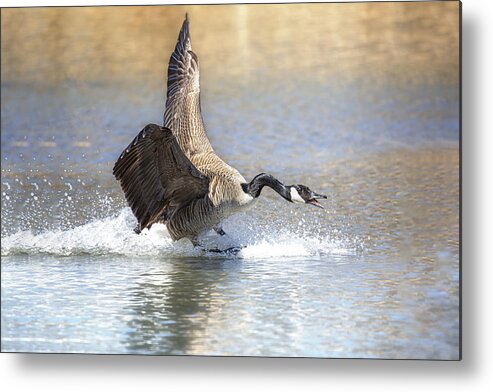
213, 225, 226, 236
191, 236, 201, 247
212, 225, 243, 253
134, 226, 141, 234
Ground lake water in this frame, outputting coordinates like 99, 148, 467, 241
1, 3, 460, 359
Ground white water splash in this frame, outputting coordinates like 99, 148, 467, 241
1, 208, 352, 259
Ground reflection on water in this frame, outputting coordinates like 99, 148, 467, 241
1, 3, 459, 358
125, 260, 234, 355
1, 239, 459, 358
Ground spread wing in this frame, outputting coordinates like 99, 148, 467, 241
163, 15, 213, 154
113, 124, 209, 231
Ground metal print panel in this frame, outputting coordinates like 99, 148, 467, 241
0, 1, 460, 359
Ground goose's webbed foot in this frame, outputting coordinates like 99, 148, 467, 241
206, 246, 245, 256
191, 237, 244, 256
213, 225, 226, 236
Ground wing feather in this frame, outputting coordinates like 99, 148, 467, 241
164, 15, 200, 128
113, 124, 209, 231
163, 15, 213, 156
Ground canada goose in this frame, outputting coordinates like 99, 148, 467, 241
113, 15, 326, 250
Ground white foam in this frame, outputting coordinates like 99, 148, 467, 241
231, 231, 349, 260
1, 208, 175, 257
1, 208, 353, 259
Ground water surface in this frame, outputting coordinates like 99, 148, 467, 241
1, 3, 460, 359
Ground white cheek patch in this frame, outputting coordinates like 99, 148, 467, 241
290, 187, 305, 204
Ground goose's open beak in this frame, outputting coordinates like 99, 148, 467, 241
307, 192, 327, 209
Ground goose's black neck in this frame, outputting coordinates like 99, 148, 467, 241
242, 173, 291, 201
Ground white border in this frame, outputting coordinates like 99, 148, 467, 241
2, 0, 492, 391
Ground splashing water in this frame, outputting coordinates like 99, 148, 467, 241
1, 207, 353, 259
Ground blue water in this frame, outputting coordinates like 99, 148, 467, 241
1, 4, 459, 358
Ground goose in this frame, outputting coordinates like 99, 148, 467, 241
113, 15, 326, 251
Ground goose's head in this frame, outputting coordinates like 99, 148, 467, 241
288, 184, 327, 209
